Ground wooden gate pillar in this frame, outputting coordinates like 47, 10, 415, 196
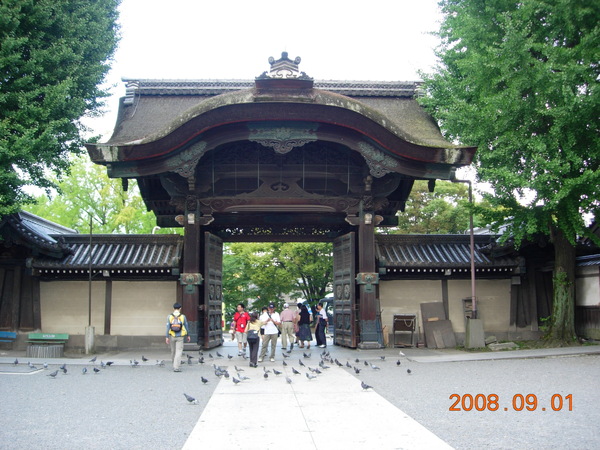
181, 205, 202, 344
357, 209, 384, 349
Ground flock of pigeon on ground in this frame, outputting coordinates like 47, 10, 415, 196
13, 348, 412, 405
182, 348, 413, 405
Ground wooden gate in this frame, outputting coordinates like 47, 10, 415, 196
199, 232, 224, 349
333, 232, 358, 348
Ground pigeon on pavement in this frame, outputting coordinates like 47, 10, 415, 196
184, 393, 198, 404
361, 381, 373, 390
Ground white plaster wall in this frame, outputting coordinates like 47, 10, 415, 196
40, 281, 106, 334
379, 280, 442, 335
448, 279, 511, 333
379, 278, 512, 336
576, 266, 600, 306
111, 281, 177, 336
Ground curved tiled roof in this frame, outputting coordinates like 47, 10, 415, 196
31, 234, 183, 273
375, 234, 521, 274
0, 211, 74, 257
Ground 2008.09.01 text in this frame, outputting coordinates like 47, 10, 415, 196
449, 394, 573, 412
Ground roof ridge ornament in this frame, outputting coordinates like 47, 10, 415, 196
256, 52, 313, 80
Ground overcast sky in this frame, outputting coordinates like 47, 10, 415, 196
88, 0, 444, 138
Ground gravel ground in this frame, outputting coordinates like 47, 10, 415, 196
1, 343, 599, 450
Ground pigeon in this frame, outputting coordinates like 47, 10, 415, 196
273, 369, 282, 376
354, 367, 361, 374
355, 358, 360, 363
93, 367, 100, 374
380, 356, 386, 361
28, 361, 34, 368
263, 372, 269, 380
299, 359, 305, 367
61, 367, 68, 375
13, 358, 18, 366
48, 370, 58, 378
292, 367, 300, 375
303, 352, 311, 359
314, 368, 322, 375
201, 376, 209, 384
396, 360, 402, 366
216, 351, 223, 358
364, 360, 369, 366
223, 371, 230, 379
319, 361, 330, 370
106, 361, 114, 367
184, 393, 198, 405
263, 367, 271, 374
208, 353, 214, 359
398, 351, 406, 357
187, 355, 193, 365
142, 355, 149, 362
282, 360, 288, 366
370, 363, 381, 370
82, 367, 88, 375
361, 381, 373, 390
227, 354, 233, 360
282, 352, 290, 358
89, 356, 97, 363
43, 362, 48, 369
198, 357, 204, 364
235, 366, 244, 372
346, 361, 352, 368
232, 377, 241, 385
306, 373, 317, 380
238, 373, 250, 381
59, 363, 66, 371
286, 376, 293, 384
156, 360, 165, 367
407, 368, 412, 375
100, 361, 106, 369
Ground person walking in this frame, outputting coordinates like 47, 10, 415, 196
315, 302, 328, 348
259, 303, 281, 362
296, 302, 313, 349
279, 303, 296, 352
244, 312, 263, 367
232, 303, 251, 356
165, 302, 190, 372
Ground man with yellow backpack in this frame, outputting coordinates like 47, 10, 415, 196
165, 303, 190, 372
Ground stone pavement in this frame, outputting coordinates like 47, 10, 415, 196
1, 338, 599, 449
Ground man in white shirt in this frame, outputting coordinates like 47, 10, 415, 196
259, 302, 281, 362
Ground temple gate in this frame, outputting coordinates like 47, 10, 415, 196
87, 53, 475, 349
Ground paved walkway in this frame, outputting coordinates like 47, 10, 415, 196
1, 339, 599, 449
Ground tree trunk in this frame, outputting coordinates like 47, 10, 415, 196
547, 227, 576, 343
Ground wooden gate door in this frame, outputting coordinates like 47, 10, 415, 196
333, 232, 358, 348
199, 232, 223, 349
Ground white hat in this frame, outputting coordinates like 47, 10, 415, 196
283, 303, 289, 308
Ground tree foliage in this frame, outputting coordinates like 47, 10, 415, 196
222, 242, 333, 318
420, 0, 600, 342
23, 154, 166, 234
0, 0, 120, 216
391, 180, 474, 234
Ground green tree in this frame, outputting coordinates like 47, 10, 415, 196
420, 0, 600, 343
392, 180, 473, 234
0, 0, 120, 216
24, 155, 165, 234
222, 242, 333, 313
